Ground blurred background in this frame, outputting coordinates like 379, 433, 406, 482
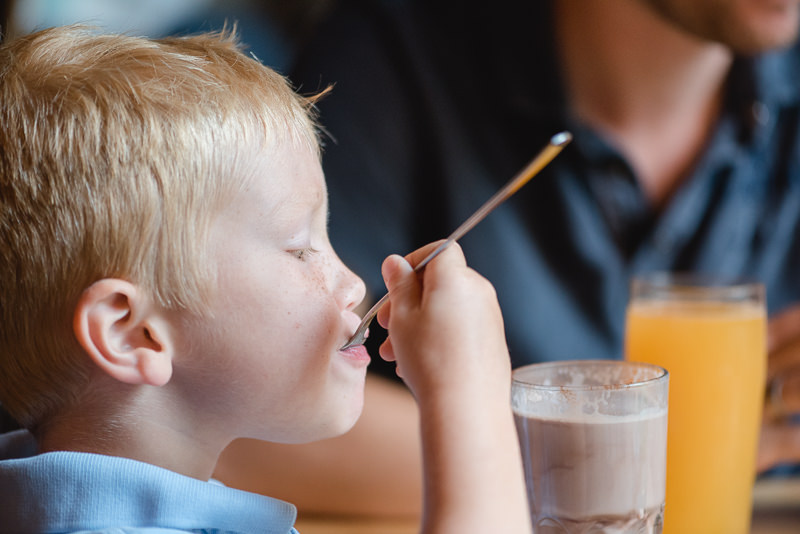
0, 0, 334, 72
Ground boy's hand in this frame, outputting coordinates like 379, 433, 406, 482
376, 242, 531, 533
376, 242, 512, 403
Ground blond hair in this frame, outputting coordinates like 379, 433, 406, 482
0, 25, 321, 429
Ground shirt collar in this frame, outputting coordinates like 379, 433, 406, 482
750, 40, 800, 108
726, 40, 800, 143
0, 430, 298, 534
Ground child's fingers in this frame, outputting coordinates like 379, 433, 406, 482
381, 254, 420, 313
402, 240, 447, 268
420, 242, 467, 273
379, 336, 396, 362
376, 298, 391, 329
379, 243, 470, 325
402, 240, 467, 272
416, 243, 469, 296
377, 254, 406, 327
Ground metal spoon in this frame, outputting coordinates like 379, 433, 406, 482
340, 131, 573, 351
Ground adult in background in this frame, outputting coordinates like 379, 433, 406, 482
216, 0, 800, 517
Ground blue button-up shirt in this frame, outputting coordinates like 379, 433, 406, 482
291, 0, 800, 370
0, 430, 299, 534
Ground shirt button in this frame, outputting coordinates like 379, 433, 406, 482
752, 101, 770, 126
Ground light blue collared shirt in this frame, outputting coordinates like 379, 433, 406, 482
0, 430, 299, 534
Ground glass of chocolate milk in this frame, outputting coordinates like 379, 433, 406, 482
511, 360, 668, 534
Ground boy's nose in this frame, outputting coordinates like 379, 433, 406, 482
339, 261, 367, 312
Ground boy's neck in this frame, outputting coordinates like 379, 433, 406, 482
37, 388, 225, 481
555, 0, 733, 207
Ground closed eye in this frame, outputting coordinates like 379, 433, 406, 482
291, 247, 319, 261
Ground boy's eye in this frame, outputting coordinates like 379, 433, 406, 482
291, 248, 319, 261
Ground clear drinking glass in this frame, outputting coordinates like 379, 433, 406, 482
511, 360, 669, 533
625, 274, 766, 534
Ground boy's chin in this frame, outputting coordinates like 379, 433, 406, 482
263, 398, 365, 445
311, 415, 362, 442
311, 399, 365, 442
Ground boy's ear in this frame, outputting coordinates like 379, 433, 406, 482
73, 279, 174, 387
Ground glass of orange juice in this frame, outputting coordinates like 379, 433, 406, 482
624, 273, 766, 534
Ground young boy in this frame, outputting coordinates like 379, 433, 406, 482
0, 26, 529, 533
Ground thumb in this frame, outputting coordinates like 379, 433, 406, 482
383, 254, 413, 286
381, 254, 420, 311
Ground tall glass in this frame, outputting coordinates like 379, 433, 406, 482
512, 360, 669, 533
625, 274, 766, 534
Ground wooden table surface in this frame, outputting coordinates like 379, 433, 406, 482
751, 476, 800, 534
295, 476, 800, 534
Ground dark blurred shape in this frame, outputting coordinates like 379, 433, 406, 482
0, 404, 20, 433
266, 0, 336, 47
0, 1, 16, 429
0, 0, 12, 42
174, 0, 337, 74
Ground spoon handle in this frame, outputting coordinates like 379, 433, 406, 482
340, 131, 572, 351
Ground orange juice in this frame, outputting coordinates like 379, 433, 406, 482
625, 298, 766, 534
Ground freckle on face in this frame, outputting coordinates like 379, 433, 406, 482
316, 273, 326, 292
307, 260, 329, 294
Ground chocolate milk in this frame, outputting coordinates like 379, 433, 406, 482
514, 410, 667, 533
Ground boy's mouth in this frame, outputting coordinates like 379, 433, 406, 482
339, 344, 371, 367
